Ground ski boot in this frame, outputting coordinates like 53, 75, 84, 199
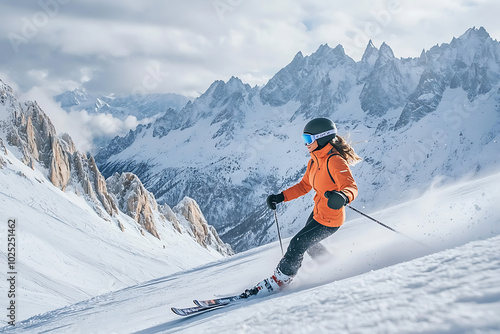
240, 267, 294, 299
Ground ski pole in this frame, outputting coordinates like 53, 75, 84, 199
274, 210, 284, 256
347, 205, 428, 248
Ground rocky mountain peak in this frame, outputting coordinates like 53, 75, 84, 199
459, 26, 491, 42
149, 75, 253, 141
419, 48, 428, 63
106, 172, 161, 238
0, 80, 16, 107
207, 76, 251, 109
291, 50, 304, 62
173, 197, 233, 256
1, 82, 118, 217
308, 43, 350, 67
54, 88, 89, 109
361, 40, 379, 65
359, 41, 411, 117
260, 42, 356, 110
374, 42, 396, 67
226, 76, 250, 91
357, 40, 380, 83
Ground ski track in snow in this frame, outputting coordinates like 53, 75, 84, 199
2, 171, 500, 333
159, 236, 500, 334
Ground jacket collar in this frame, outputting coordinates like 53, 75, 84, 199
311, 142, 338, 159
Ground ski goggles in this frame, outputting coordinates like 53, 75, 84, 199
302, 129, 336, 145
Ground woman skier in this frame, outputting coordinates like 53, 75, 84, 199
242, 117, 361, 298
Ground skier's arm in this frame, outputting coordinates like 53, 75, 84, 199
282, 161, 313, 201
328, 155, 358, 203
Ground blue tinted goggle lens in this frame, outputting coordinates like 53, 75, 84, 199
302, 129, 336, 145
302, 134, 315, 145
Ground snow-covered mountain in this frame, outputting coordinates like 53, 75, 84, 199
54, 89, 189, 121
0, 79, 232, 320
3, 169, 500, 333
95, 27, 500, 252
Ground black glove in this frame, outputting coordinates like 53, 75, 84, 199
324, 191, 349, 210
267, 193, 284, 210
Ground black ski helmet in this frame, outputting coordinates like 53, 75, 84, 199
303, 118, 337, 147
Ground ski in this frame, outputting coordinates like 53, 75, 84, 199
171, 303, 229, 317
193, 294, 243, 307
174, 284, 278, 317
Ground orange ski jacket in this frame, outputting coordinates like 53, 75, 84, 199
282, 143, 358, 227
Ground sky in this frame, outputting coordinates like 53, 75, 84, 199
0, 0, 499, 150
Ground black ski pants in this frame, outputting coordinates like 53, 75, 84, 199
277, 211, 339, 276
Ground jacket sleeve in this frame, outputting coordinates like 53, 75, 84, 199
328, 155, 358, 203
282, 160, 313, 201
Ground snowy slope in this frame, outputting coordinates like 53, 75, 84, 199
3, 170, 500, 333
0, 133, 225, 321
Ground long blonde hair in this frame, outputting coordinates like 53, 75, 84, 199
330, 135, 362, 166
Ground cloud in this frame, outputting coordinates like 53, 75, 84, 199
0, 0, 499, 100
20, 86, 144, 152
